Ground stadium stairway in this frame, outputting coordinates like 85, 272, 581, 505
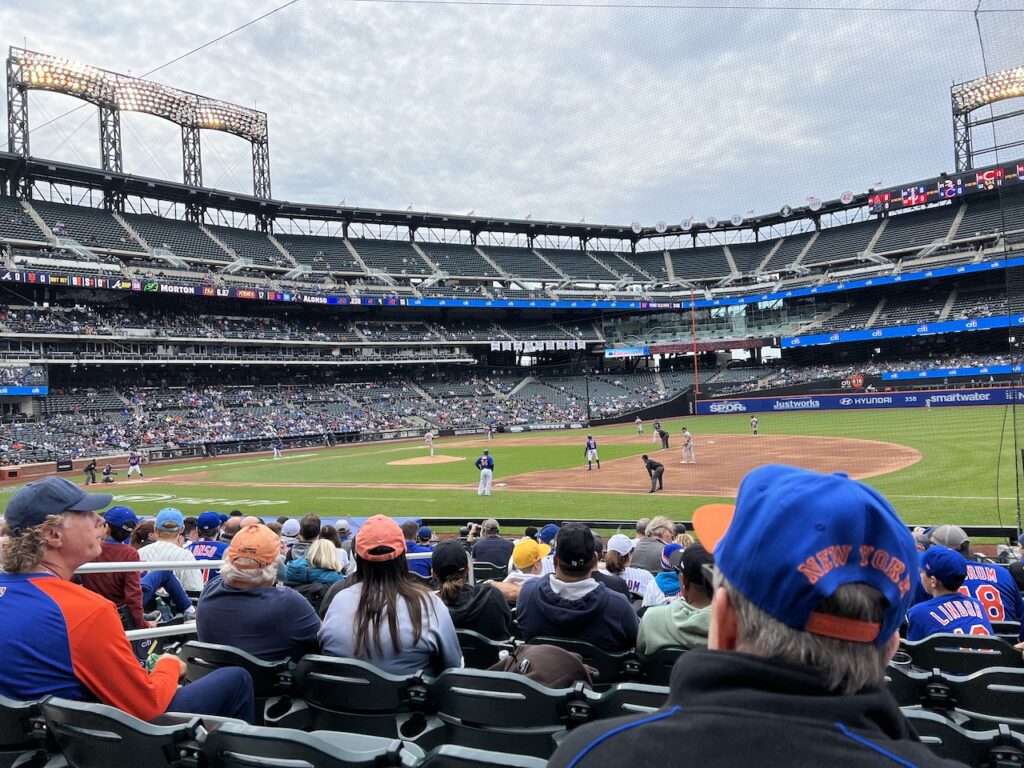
865, 297, 886, 328
267, 234, 300, 269
196, 225, 236, 261
21, 201, 54, 242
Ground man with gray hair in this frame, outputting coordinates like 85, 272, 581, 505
630, 515, 673, 574
0, 477, 254, 723
197, 521, 320, 661
471, 518, 514, 567
550, 466, 960, 768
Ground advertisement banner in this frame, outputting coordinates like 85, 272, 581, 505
0, 386, 48, 396
783, 315, 1024, 349
697, 387, 1024, 415
884, 364, 1024, 381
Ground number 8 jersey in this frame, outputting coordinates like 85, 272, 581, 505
959, 560, 1024, 639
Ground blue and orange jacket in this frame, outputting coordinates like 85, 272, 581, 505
0, 573, 180, 720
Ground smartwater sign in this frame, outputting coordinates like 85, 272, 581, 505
0, 386, 47, 396
697, 387, 1024, 415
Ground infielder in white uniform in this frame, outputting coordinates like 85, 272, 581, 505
635, 417, 643, 435
750, 415, 759, 436
424, 430, 435, 457
680, 426, 696, 464
651, 419, 661, 444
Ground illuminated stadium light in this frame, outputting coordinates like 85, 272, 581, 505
7, 47, 271, 199
951, 66, 1024, 115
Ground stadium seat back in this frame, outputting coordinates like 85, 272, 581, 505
430, 668, 588, 758
418, 745, 549, 768
292, 656, 436, 740
591, 683, 670, 720
885, 664, 936, 709
456, 629, 513, 669
471, 562, 507, 583
636, 646, 686, 685
900, 634, 1023, 676
178, 641, 290, 697
991, 621, 1022, 642
948, 666, 1024, 726
40, 698, 198, 768
904, 709, 1024, 766
527, 637, 639, 685
201, 723, 423, 768
0, 696, 50, 768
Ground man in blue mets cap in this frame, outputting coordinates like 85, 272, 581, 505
550, 465, 964, 768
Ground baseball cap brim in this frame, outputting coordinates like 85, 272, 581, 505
67, 491, 114, 512
692, 503, 736, 552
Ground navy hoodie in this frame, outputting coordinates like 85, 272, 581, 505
516, 575, 638, 652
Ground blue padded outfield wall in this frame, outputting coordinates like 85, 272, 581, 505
696, 387, 1024, 415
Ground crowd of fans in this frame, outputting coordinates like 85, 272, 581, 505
0, 365, 46, 386
0, 467, 1017, 765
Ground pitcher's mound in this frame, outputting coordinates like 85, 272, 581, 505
388, 455, 465, 466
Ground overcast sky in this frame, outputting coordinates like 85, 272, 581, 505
2, 0, 1022, 229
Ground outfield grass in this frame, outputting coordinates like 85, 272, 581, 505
2, 406, 1021, 529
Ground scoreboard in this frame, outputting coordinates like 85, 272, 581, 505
867, 161, 1021, 214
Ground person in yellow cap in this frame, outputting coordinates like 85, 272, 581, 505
491, 538, 551, 603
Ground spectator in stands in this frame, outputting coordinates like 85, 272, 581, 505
0, 477, 254, 722
642, 543, 685, 607
632, 518, 650, 541
284, 539, 346, 587
492, 538, 552, 602
130, 519, 155, 549
433, 541, 513, 640
186, 511, 229, 581
334, 519, 353, 554
928, 524, 1023, 637
182, 516, 199, 543
471, 518, 514, 567
138, 508, 203, 593
220, 515, 244, 542
286, 514, 321, 563
279, 518, 300, 549
516, 522, 638, 652
80, 506, 155, 631
590, 534, 631, 601
549, 466, 949, 768
319, 515, 462, 675
907, 547, 992, 641
402, 520, 434, 579
197, 522, 320, 661
603, 533, 653, 596
637, 544, 714, 653
319, 525, 351, 571
631, 516, 673, 573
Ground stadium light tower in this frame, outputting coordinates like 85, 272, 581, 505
5, 48, 271, 208
951, 65, 1024, 171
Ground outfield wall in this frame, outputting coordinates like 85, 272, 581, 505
696, 386, 1024, 415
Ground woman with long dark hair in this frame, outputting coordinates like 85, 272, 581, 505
319, 515, 462, 675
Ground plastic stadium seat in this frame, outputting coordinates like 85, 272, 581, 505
471, 561, 507, 582
527, 637, 640, 685
40, 698, 209, 768
455, 629, 514, 669
900, 634, 1023, 676
0, 696, 50, 768
429, 668, 591, 758
178, 641, 292, 698
290, 656, 440, 742
636, 646, 686, 685
904, 709, 1024, 766
589, 683, 670, 720
991, 621, 1021, 641
201, 722, 423, 768
418, 745, 549, 768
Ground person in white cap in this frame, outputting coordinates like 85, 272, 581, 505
603, 533, 653, 596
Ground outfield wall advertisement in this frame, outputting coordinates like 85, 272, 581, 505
697, 387, 1024, 415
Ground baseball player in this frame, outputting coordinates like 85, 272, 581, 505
475, 450, 495, 497
635, 417, 643, 435
127, 451, 144, 478
101, 464, 116, 484
680, 426, 696, 464
487, 423, 495, 442
651, 419, 661, 444
273, 437, 283, 459
750, 415, 759, 436
642, 454, 664, 493
584, 435, 601, 471
83, 458, 97, 485
424, 430, 435, 457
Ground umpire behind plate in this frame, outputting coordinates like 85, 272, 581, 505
549, 465, 964, 768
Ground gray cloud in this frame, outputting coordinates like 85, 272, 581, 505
0, 0, 1015, 229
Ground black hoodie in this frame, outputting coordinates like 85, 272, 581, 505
516, 576, 638, 652
441, 583, 513, 641
549, 650, 968, 768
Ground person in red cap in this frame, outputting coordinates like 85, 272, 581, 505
319, 515, 462, 675
550, 465, 963, 768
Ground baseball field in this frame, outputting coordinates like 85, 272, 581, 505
3, 405, 1020, 532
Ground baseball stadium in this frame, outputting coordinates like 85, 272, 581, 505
2, 2, 1024, 765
